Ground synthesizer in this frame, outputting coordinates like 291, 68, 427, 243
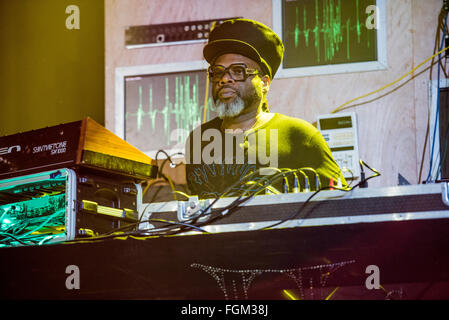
0, 117, 157, 180
0, 168, 142, 247
0, 118, 156, 247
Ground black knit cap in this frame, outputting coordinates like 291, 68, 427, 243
203, 18, 284, 80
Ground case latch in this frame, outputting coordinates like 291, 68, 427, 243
177, 196, 211, 222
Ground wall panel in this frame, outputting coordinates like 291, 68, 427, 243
105, 0, 442, 188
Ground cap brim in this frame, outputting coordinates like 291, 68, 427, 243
203, 39, 271, 78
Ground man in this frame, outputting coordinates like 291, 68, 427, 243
185, 18, 346, 199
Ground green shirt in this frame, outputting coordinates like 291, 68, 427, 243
185, 113, 346, 199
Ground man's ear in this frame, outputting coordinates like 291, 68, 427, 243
261, 75, 271, 94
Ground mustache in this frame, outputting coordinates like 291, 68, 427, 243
218, 85, 237, 92
214, 85, 239, 101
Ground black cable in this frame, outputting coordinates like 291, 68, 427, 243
0, 232, 34, 246
136, 169, 291, 237
155, 149, 171, 162
139, 218, 208, 234
65, 164, 380, 240
341, 167, 355, 187
177, 168, 337, 234
437, 117, 449, 175
145, 180, 169, 202
259, 165, 381, 230
135, 202, 153, 232
359, 160, 368, 188
300, 167, 321, 190
160, 152, 184, 172
192, 169, 299, 229
419, 7, 448, 183
155, 150, 184, 176
64, 216, 208, 243
145, 159, 375, 236
68, 203, 208, 243
135, 200, 207, 234
259, 185, 347, 230
70, 150, 183, 239
186, 169, 264, 225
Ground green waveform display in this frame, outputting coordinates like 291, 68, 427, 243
282, 0, 377, 68
125, 70, 215, 153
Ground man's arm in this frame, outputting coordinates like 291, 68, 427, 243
305, 130, 348, 189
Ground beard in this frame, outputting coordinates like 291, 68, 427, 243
215, 95, 245, 119
213, 86, 262, 119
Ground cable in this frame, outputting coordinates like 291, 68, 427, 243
135, 202, 152, 232
142, 179, 165, 197
341, 167, 355, 187
66, 163, 377, 241
160, 152, 184, 172
427, 25, 446, 181
359, 160, 368, 188
203, 69, 211, 124
144, 180, 170, 203
154, 149, 170, 161
8, 209, 65, 240
260, 161, 380, 230
331, 45, 449, 115
437, 123, 449, 175
244, 180, 281, 195
160, 168, 291, 233
187, 169, 265, 224
427, 12, 448, 182
141, 218, 208, 234
154, 149, 182, 200
259, 186, 347, 230
135, 174, 192, 235
173, 190, 190, 199
192, 169, 315, 230
131, 194, 207, 236
202, 20, 218, 124
63, 163, 380, 241
238, 168, 283, 197
300, 167, 321, 190
64, 218, 207, 243
193, 167, 339, 231
165, 174, 177, 200
191, 170, 295, 229
359, 160, 381, 186
0, 232, 30, 246
419, 7, 448, 183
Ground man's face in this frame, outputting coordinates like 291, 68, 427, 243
210, 53, 267, 119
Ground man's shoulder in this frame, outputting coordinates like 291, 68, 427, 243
270, 113, 319, 134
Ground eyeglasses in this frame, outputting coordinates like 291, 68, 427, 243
208, 63, 259, 82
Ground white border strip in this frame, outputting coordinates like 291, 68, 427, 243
182, 210, 449, 235
140, 183, 444, 217
126, 39, 207, 50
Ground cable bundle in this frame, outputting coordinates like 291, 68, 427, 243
63, 159, 380, 244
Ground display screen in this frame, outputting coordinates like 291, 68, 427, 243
124, 70, 217, 158
281, 0, 378, 68
319, 116, 353, 130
